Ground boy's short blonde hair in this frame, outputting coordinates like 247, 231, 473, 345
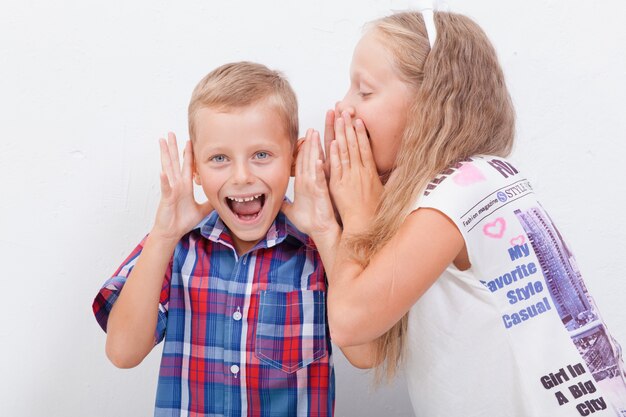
188, 61, 298, 144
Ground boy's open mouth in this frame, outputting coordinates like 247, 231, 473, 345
226, 194, 266, 221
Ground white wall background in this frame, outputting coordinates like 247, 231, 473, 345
1, 0, 625, 416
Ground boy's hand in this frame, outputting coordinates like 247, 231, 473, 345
152, 132, 213, 242
282, 129, 340, 240
291, 109, 335, 179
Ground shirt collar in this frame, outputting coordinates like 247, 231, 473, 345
194, 209, 310, 250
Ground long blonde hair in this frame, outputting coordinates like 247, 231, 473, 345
352, 11, 516, 381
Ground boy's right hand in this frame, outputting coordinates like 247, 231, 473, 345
152, 132, 213, 242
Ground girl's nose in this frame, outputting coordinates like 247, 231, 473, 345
335, 100, 355, 118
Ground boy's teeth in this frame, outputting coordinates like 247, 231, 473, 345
228, 194, 262, 203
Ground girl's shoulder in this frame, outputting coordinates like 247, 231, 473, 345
414, 155, 532, 221
420, 154, 523, 196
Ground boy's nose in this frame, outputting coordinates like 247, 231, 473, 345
232, 161, 254, 184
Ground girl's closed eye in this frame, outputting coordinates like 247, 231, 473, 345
357, 80, 374, 98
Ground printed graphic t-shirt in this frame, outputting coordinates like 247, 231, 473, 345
405, 155, 626, 417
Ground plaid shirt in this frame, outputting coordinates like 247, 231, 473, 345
93, 211, 334, 417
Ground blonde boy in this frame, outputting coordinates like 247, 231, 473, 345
93, 62, 334, 416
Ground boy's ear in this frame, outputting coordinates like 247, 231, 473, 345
291, 137, 305, 177
191, 158, 201, 185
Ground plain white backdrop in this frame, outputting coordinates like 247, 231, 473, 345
1, 0, 625, 416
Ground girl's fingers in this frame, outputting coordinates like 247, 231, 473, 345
335, 117, 350, 170
342, 111, 362, 168
329, 140, 342, 183
355, 119, 377, 173
323, 110, 335, 163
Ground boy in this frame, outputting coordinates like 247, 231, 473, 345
93, 62, 334, 416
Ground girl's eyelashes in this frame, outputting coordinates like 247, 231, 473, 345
358, 91, 372, 98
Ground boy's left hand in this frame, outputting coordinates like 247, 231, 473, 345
282, 129, 340, 240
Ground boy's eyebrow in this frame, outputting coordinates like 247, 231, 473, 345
197, 144, 227, 154
198, 139, 284, 155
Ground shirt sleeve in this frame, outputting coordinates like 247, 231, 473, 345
92, 235, 173, 345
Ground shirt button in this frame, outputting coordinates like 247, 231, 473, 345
230, 364, 240, 375
233, 308, 242, 321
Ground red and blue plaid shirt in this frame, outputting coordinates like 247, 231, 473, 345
93, 211, 334, 416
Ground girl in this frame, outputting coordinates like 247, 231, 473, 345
283, 10, 626, 417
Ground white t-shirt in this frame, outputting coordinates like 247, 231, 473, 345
405, 155, 626, 417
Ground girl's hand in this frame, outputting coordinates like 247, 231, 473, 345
282, 129, 340, 240
152, 132, 213, 242
322, 109, 336, 179
329, 112, 384, 235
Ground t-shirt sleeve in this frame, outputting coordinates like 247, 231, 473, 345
412, 158, 485, 230
92, 235, 173, 345
411, 157, 515, 231
411, 156, 533, 269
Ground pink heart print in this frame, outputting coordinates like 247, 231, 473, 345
483, 218, 506, 239
453, 162, 486, 186
510, 235, 525, 246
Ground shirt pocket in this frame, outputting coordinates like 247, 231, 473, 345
255, 289, 327, 373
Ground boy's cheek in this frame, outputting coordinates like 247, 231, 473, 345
196, 178, 222, 207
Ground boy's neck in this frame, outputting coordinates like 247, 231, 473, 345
232, 236, 262, 257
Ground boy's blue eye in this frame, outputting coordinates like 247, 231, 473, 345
255, 151, 269, 159
211, 155, 227, 163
